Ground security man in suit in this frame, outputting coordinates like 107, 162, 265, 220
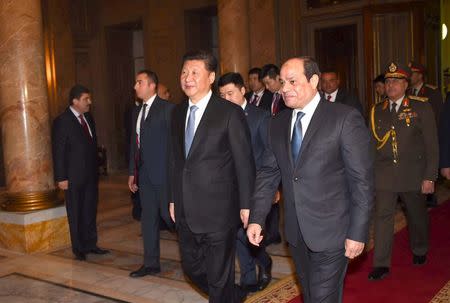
218, 72, 275, 292
244, 67, 274, 110
52, 84, 109, 261
368, 63, 439, 280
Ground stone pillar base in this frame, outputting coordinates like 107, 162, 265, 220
0, 206, 69, 253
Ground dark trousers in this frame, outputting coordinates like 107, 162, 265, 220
290, 230, 348, 303
65, 180, 98, 254
373, 190, 429, 267
138, 170, 163, 268
178, 218, 241, 303
236, 227, 271, 286
265, 204, 281, 244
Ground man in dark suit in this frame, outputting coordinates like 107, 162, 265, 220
440, 94, 450, 180
320, 70, 364, 114
244, 67, 273, 110
52, 84, 109, 261
128, 70, 174, 278
368, 63, 438, 280
247, 57, 373, 303
261, 64, 288, 115
169, 50, 255, 303
218, 72, 274, 292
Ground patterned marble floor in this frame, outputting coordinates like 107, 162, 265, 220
0, 174, 448, 303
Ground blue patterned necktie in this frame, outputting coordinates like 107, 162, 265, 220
185, 105, 198, 158
291, 111, 305, 163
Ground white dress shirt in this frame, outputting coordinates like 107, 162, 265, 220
325, 89, 338, 102
70, 106, 92, 137
290, 92, 321, 139
240, 99, 248, 111
136, 94, 157, 137
389, 95, 405, 112
250, 89, 264, 106
185, 90, 212, 134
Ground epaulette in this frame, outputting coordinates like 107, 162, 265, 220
408, 95, 428, 102
425, 84, 438, 90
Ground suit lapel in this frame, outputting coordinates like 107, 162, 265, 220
178, 101, 189, 158
281, 109, 295, 169
335, 89, 343, 104
295, 100, 326, 169
67, 108, 88, 137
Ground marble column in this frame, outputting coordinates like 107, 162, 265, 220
0, 0, 62, 212
217, 0, 250, 75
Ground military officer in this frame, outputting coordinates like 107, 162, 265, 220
368, 63, 439, 281
408, 61, 443, 125
408, 61, 442, 207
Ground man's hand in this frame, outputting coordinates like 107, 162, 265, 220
421, 180, 435, 194
441, 168, 450, 180
128, 176, 138, 193
240, 209, 250, 228
345, 239, 365, 259
273, 190, 281, 204
169, 202, 175, 223
58, 180, 68, 190
247, 223, 264, 246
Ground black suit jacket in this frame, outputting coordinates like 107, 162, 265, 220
334, 88, 363, 115
249, 99, 374, 251
52, 108, 98, 185
129, 96, 174, 186
170, 94, 255, 233
245, 90, 274, 112
244, 103, 270, 170
439, 94, 450, 168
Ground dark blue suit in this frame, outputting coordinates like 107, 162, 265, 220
129, 96, 174, 268
439, 94, 450, 168
236, 103, 272, 287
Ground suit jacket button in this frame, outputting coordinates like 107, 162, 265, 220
294, 177, 299, 182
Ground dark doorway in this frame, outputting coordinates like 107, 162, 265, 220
315, 24, 358, 94
105, 21, 142, 170
184, 6, 218, 59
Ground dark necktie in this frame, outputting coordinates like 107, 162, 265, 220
140, 103, 148, 136
78, 114, 92, 139
390, 101, 398, 120
327, 94, 332, 101
251, 94, 259, 105
291, 111, 305, 163
185, 105, 198, 158
272, 93, 280, 115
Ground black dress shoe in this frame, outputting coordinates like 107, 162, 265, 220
368, 267, 389, 280
89, 247, 110, 255
257, 257, 272, 291
129, 265, 161, 278
413, 254, 427, 265
74, 251, 86, 261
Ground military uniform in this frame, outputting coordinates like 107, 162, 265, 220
369, 63, 439, 272
407, 62, 443, 125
